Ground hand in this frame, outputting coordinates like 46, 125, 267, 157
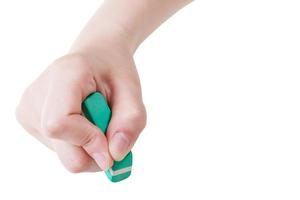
16, 48, 146, 173
16, 0, 191, 173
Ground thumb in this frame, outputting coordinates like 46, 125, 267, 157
106, 79, 147, 161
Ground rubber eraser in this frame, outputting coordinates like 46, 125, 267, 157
82, 92, 133, 182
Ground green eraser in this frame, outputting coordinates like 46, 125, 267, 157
82, 92, 133, 182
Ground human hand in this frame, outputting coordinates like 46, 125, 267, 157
16, 0, 191, 173
16, 48, 146, 173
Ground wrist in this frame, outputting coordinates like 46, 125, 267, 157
69, 20, 138, 58
66, 21, 136, 80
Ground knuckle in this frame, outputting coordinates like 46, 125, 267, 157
15, 104, 30, 131
15, 87, 32, 127
75, 69, 94, 86
82, 131, 99, 151
15, 104, 24, 125
127, 106, 147, 129
50, 54, 95, 89
66, 155, 90, 173
42, 117, 66, 138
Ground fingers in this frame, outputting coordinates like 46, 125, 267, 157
42, 106, 113, 171
40, 61, 113, 170
52, 140, 100, 173
19, 54, 147, 173
106, 78, 147, 161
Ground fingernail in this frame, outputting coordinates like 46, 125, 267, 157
92, 152, 110, 171
111, 132, 130, 158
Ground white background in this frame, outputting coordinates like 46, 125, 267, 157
0, 0, 299, 199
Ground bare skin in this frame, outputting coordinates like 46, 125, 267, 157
16, 0, 193, 173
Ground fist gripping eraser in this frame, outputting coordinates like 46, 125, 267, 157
82, 92, 132, 182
